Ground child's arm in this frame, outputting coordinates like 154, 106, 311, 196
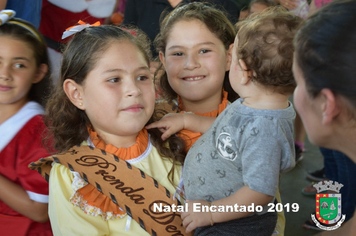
146, 113, 215, 140
0, 174, 49, 222
181, 186, 273, 233
0, 0, 7, 10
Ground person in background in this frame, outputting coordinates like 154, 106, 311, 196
0, 0, 42, 28
249, 0, 277, 14
294, 0, 356, 231
292, 0, 356, 235
238, 0, 276, 20
39, 0, 117, 84
0, 11, 53, 236
110, 0, 126, 25
299, 0, 334, 187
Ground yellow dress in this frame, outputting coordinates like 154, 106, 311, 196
48, 130, 181, 236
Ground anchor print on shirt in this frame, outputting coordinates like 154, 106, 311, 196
250, 127, 259, 136
198, 176, 205, 185
216, 132, 238, 161
196, 153, 203, 163
238, 126, 245, 135
224, 189, 234, 197
211, 150, 219, 160
198, 137, 205, 146
216, 170, 226, 178
263, 115, 274, 120
205, 195, 215, 202
221, 126, 228, 133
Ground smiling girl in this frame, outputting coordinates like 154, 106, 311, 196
149, 6, 302, 236
0, 11, 53, 236
154, 2, 239, 150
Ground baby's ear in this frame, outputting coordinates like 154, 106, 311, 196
63, 79, 85, 110
159, 51, 166, 69
238, 59, 252, 84
226, 43, 234, 71
33, 64, 48, 84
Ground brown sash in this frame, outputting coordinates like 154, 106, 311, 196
29, 145, 191, 236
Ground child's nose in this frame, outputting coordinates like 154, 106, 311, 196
0, 65, 10, 80
125, 80, 142, 97
184, 54, 200, 70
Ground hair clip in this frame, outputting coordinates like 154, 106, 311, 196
0, 9, 16, 26
121, 27, 137, 37
1, 10, 42, 42
62, 20, 101, 39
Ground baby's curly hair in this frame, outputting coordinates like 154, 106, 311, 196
235, 7, 303, 95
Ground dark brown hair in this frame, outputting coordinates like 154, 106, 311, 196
154, 2, 239, 106
0, 18, 52, 106
46, 25, 185, 182
235, 7, 303, 95
294, 0, 356, 110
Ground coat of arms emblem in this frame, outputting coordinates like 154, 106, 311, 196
311, 181, 346, 230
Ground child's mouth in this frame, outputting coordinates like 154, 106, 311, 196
183, 76, 205, 81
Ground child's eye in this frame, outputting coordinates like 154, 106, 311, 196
137, 75, 149, 81
173, 52, 183, 56
199, 49, 211, 54
108, 77, 120, 83
14, 63, 25, 69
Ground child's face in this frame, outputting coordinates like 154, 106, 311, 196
160, 19, 231, 108
0, 36, 42, 106
78, 41, 155, 147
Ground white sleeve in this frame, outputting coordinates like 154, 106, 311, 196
48, 0, 88, 13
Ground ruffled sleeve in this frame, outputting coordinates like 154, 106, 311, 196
49, 163, 111, 235
70, 172, 126, 220
48, 163, 149, 236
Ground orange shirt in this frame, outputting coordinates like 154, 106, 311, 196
178, 90, 229, 152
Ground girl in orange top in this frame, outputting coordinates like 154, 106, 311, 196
149, 3, 287, 236
153, 2, 238, 151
